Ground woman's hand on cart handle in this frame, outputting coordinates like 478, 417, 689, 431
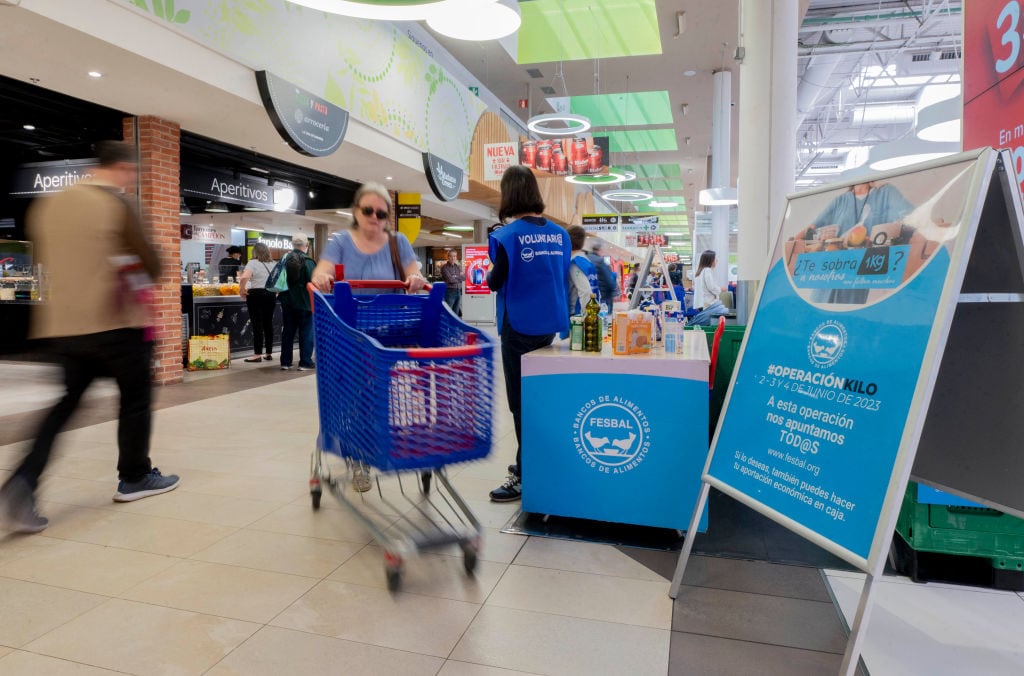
311, 271, 334, 292
406, 274, 428, 293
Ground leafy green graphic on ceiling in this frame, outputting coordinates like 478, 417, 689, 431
515, 0, 661, 63
122, 0, 486, 168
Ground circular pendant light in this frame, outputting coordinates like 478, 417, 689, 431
564, 170, 634, 186
526, 113, 592, 137
426, 0, 521, 41
600, 189, 654, 203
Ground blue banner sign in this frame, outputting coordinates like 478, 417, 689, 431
705, 156, 981, 565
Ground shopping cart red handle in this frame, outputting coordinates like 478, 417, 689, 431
343, 279, 433, 290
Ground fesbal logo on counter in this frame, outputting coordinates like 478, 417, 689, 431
573, 395, 651, 475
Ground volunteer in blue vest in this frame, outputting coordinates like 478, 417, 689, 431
566, 224, 599, 315
487, 165, 571, 502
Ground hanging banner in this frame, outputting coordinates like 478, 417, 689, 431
704, 153, 983, 567
463, 245, 490, 295
181, 166, 304, 214
520, 136, 609, 178
963, 1, 1024, 191
483, 142, 519, 181
423, 152, 464, 202
256, 70, 349, 157
397, 192, 422, 243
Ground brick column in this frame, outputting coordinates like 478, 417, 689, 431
123, 116, 183, 386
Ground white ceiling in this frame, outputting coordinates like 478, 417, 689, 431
0, 0, 964, 247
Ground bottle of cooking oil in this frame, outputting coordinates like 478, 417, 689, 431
583, 293, 601, 352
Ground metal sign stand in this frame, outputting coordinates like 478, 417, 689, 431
670, 149, 1024, 676
628, 244, 677, 309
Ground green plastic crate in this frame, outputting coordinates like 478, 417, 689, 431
895, 482, 1024, 572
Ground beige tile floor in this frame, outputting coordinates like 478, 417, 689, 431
0, 364, 674, 676
2, 357, 1023, 675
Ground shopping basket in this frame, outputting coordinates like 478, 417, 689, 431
308, 279, 495, 590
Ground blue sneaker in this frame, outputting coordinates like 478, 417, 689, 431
113, 468, 180, 503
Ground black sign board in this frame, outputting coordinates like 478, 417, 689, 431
422, 152, 463, 202
10, 158, 99, 198
181, 166, 304, 214
582, 215, 618, 225
398, 203, 421, 219
256, 71, 349, 158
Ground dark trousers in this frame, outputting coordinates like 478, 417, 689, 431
500, 317, 554, 476
246, 290, 276, 355
280, 300, 314, 367
444, 287, 462, 316
15, 329, 153, 490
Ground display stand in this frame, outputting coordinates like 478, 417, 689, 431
668, 148, 1024, 676
628, 244, 677, 309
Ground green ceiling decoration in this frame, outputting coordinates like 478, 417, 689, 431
623, 178, 684, 192
614, 164, 682, 178
517, 0, 662, 63
658, 214, 690, 226
566, 91, 673, 127
606, 129, 678, 153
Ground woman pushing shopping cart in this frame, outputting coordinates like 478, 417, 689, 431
307, 273, 494, 591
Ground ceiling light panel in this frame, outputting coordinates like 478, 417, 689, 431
606, 129, 679, 153
516, 0, 661, 63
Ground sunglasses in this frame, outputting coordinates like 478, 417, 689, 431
359, 205, 389, 220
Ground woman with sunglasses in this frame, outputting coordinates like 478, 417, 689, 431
310, 183, 425, 491
311, 182, 427, 294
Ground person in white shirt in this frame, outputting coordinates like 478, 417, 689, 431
690, 249, 728, 326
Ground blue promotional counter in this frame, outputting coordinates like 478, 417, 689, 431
521, 332, 710, 531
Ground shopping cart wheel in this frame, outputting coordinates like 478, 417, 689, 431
385, 552, 403, 592
460, 542, 478, 576
420, 470, 432, 495
310, 477, 322, 511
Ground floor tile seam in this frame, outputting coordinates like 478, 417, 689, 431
508, 560, 675, 585
300, 569, 497, 607
8, 587, 118, 652
114, 556, 328, 598
482, 591, 673, 632
0, 533, 198, 564
244, 621, 454, 665
185, 541, 368, 582
0, 647, 136, 675
669, 627, 847, 656
49, 502, 279, 531
0, 570, 123, 600
98, 593, 280, 628
676, 582, 841, 608
240, 523, 373, 547
678, 580, 833, 603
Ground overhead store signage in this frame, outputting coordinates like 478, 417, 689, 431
581, 213, 659, 233
422, 152, 463, 202
964, 2, 1024, 191
256, 71, 349, 157
483, 142, 518, 181
181, 166, 304, 214
10, 158, 99, 197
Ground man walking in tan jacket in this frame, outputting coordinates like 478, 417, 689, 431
0, 141, 179, 534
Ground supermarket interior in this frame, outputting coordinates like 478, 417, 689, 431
2, 1, 1024, 675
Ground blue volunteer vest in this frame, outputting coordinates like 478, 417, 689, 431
490, 218, 571, 335
570, 253, 600, 314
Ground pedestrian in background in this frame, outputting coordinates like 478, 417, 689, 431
279, 233, 316, 371
440, 249, 463, 315
238, 241, 276, 362
0, 140, 179, 533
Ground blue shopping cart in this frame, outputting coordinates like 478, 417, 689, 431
308, 279, 495, 590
